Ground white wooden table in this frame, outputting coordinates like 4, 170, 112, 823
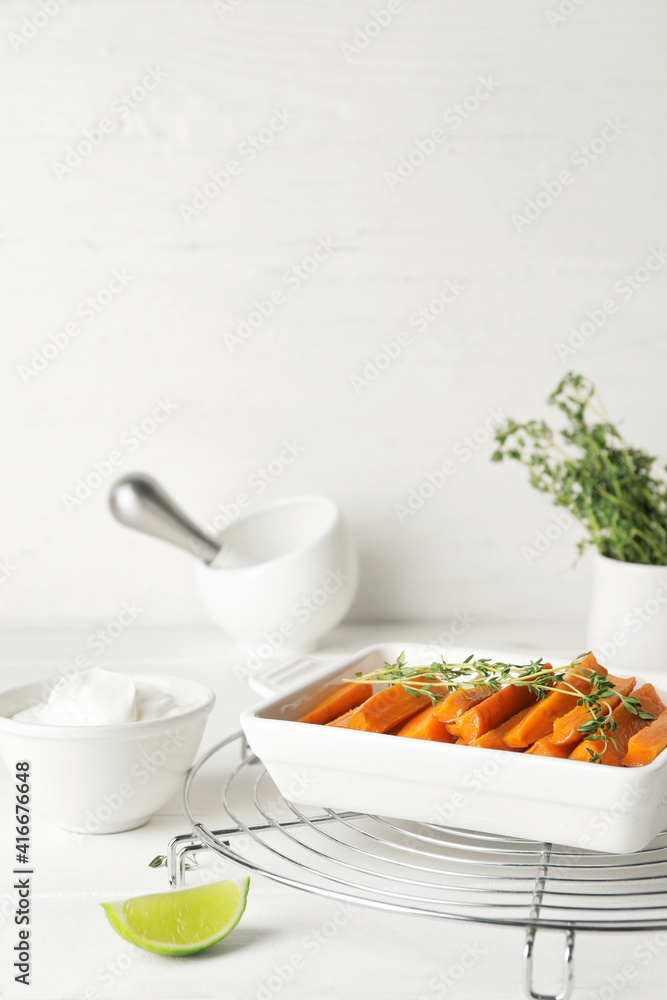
1, 622, 666, 1000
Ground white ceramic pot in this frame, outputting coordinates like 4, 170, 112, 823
586, 551, 667, 672
195, 495, 359, 652
0, 674, 215, 834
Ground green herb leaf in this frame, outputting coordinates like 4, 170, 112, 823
345, 648, 631, 765
491, 372, 667, 565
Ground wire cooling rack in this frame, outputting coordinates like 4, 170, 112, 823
168, 733, 667, 1000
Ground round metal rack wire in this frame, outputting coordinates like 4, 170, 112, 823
168, 733, 667, 1000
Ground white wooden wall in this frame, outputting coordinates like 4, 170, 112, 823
1, 0, 665, 630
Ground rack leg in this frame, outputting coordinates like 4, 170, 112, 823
167, 834, 204, 888
522, 927, 575, 1000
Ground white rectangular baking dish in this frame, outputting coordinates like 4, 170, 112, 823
240, 643, 667, 854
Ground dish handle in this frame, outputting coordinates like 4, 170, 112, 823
247, 656, 322, 698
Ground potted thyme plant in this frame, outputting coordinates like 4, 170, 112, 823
492, 372, 667, 670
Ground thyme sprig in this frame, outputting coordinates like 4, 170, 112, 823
491, 371, 667, 565
149, 854, 199, 871
349, 651, 654, 764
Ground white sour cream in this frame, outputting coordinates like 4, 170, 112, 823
13, 668, 197, 726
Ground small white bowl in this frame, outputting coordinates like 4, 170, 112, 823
0, 674, 215, 834
195, 495, 359, 652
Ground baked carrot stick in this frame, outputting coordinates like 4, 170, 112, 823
326, 707, 358, 728
503, 655, 606, 748
298, 682, 373, 725
623, 710, 667, 767
570, 683, 666, 765
345, 684, 431, 734
526, 735, 581, 758
472, 705, 535, 751
448, 684, 538, 742
550, 675, 635, 744
433, 686, 490, 724
395, 703, 456, 742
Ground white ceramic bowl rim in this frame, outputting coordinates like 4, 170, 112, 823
595, 551, 667, 571
202, 493, 342, 574
0, 673, 215, 741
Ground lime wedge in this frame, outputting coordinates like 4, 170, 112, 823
101, 877, 250, 956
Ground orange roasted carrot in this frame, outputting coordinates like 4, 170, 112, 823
326, 707, 358, 728
526, 734, 580, 758
345, 684, 431, 734
472, 705, 535, 751
623, 710, 667, 767
395, 703, 456, 742
570, 683, 666, 766
503, 655, 606, 749
299, 682, 373, 725
551, 675, 635, 745
448, 684, 538, 742
433, 686, 490, 724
